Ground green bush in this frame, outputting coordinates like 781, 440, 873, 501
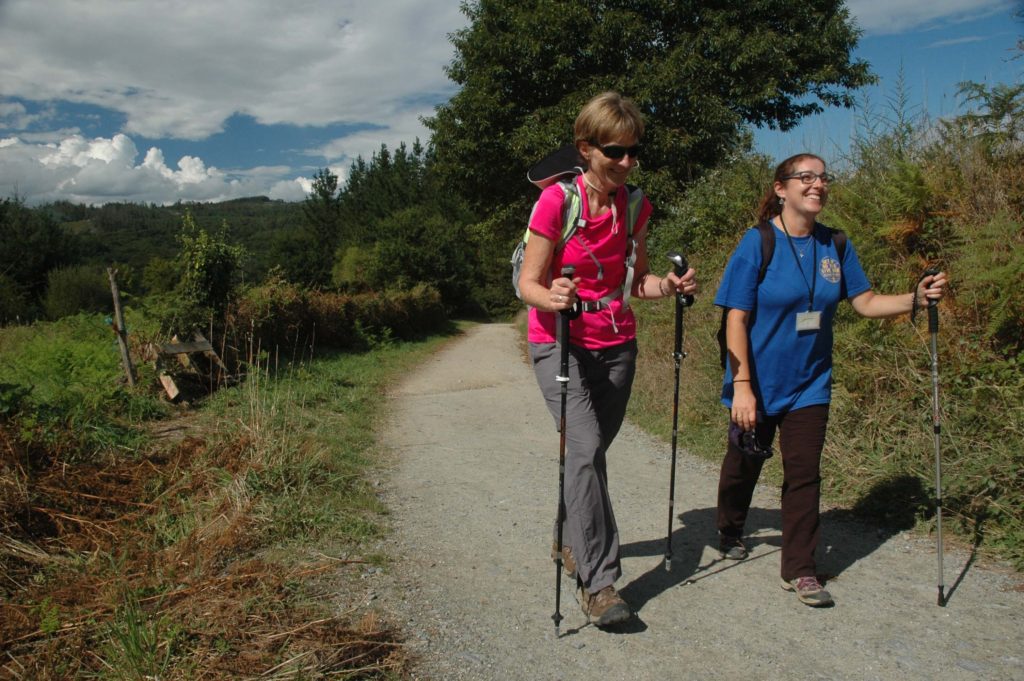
43, 265, 111, 320
0, 314, 163, 462
0, 272, 33, 325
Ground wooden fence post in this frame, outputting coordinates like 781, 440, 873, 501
107, 267, 136, 387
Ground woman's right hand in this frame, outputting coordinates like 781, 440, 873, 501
548, 275, 579, 312
731, 383, 758, 431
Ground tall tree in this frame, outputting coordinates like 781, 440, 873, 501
426, 0, 874, 215
338, 141, 429, 248
0, 198, 76, 319
302, 168, 343, 286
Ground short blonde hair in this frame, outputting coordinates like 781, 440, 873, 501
574, 92, 644, 145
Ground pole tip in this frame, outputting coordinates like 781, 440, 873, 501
664, 558, 672, 572
938, 588, 946, 607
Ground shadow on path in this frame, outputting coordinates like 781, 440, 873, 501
619, 474, 968, 614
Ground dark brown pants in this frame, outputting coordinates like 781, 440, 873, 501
716, 404, 829, 581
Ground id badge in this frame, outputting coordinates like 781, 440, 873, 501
796, 311, 822, 332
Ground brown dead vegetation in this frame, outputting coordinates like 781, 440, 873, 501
0, 423, 405, 679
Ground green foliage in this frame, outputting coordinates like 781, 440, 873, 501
366, 205, 474, 312
953, 216, 1024, 354
49, 197, 302, 286
171, 211, 245, 334
0, 272, 33, 324
140, 256, 178, 294
427, 0, 873, 220
301, 168, 343, 286
0, 197, 77, 321
32, 597, 61, 635
43, 265, 111, 320
332, 245, 374, 291
954, 81, 1024, 155
650, 152, 773, 260
0, 314, 162, 460
99, 592, 177, 680
338, 142, 431, 248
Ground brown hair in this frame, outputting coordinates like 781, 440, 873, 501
574, 92, 645, 146
755, 153, 826, 222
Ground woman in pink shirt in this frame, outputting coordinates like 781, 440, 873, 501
518, 91, 698, 627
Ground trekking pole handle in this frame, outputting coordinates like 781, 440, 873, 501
920, 267, 940, 333
559, 265, 581, 320
667, 252, 695, 307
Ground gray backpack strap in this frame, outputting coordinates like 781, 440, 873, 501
590, 184, 644, 311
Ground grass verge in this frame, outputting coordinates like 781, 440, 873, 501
1, 327, 456, 678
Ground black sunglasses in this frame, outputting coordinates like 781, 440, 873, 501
588, 140, 642, 160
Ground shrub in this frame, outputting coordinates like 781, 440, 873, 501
44, 265, 111, 320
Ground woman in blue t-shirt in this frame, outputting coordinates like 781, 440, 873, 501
713, 153, 947, 607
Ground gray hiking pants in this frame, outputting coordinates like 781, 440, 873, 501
529, 338, 637, 593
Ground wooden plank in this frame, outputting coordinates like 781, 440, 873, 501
159, 373, 180, 400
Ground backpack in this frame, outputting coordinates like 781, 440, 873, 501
716, 221, 847, 369
511, 144, 645, 311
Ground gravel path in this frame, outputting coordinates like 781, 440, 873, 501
378, 323, 1024, 681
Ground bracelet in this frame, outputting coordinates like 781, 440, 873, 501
732, 379, 751, 384
659, 279, 671, 296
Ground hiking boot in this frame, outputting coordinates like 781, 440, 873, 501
580, 585, 631, 627
781, 576, 834, 607
551, 542, 576, 578
719, 535, 748, 560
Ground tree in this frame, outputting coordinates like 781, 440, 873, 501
175, 211, 245, 323
367, 205, 474, 313
0, 198, 77, 311
338, 141, 430, 248
302, 168, 343, 286
426, 0, 874, 215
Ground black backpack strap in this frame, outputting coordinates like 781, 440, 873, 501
755, 220, 775, 283
718, 222, 774, 369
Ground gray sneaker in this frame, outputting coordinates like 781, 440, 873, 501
781, 576, 834, 607
718, 535, 748, 560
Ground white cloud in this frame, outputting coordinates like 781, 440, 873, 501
0, 0, 465, 140
847, 0, 1016, 35
0, 134, 314, 206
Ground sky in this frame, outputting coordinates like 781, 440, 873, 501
0, 0, 1020, 207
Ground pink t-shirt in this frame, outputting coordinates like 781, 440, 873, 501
526, 175, 653, 349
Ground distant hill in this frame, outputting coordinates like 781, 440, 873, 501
41, 196, 305, 282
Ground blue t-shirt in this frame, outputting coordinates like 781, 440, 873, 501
713, 223, 872, 415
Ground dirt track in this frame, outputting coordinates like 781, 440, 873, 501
378, 323, 1024, 681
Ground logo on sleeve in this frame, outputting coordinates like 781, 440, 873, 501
819, 257, 842, 284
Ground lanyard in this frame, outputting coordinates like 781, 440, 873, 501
778, 215, 816, 312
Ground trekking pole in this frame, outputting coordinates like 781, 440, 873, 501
922, 267, 946, 606
553, 265, 579, 633
664, 252, 695, 571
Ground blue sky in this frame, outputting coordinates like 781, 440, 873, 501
0, 0, 1020, 206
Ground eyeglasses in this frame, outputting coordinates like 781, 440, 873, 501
589, 140, 642, 160
781, 171, 833, 185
